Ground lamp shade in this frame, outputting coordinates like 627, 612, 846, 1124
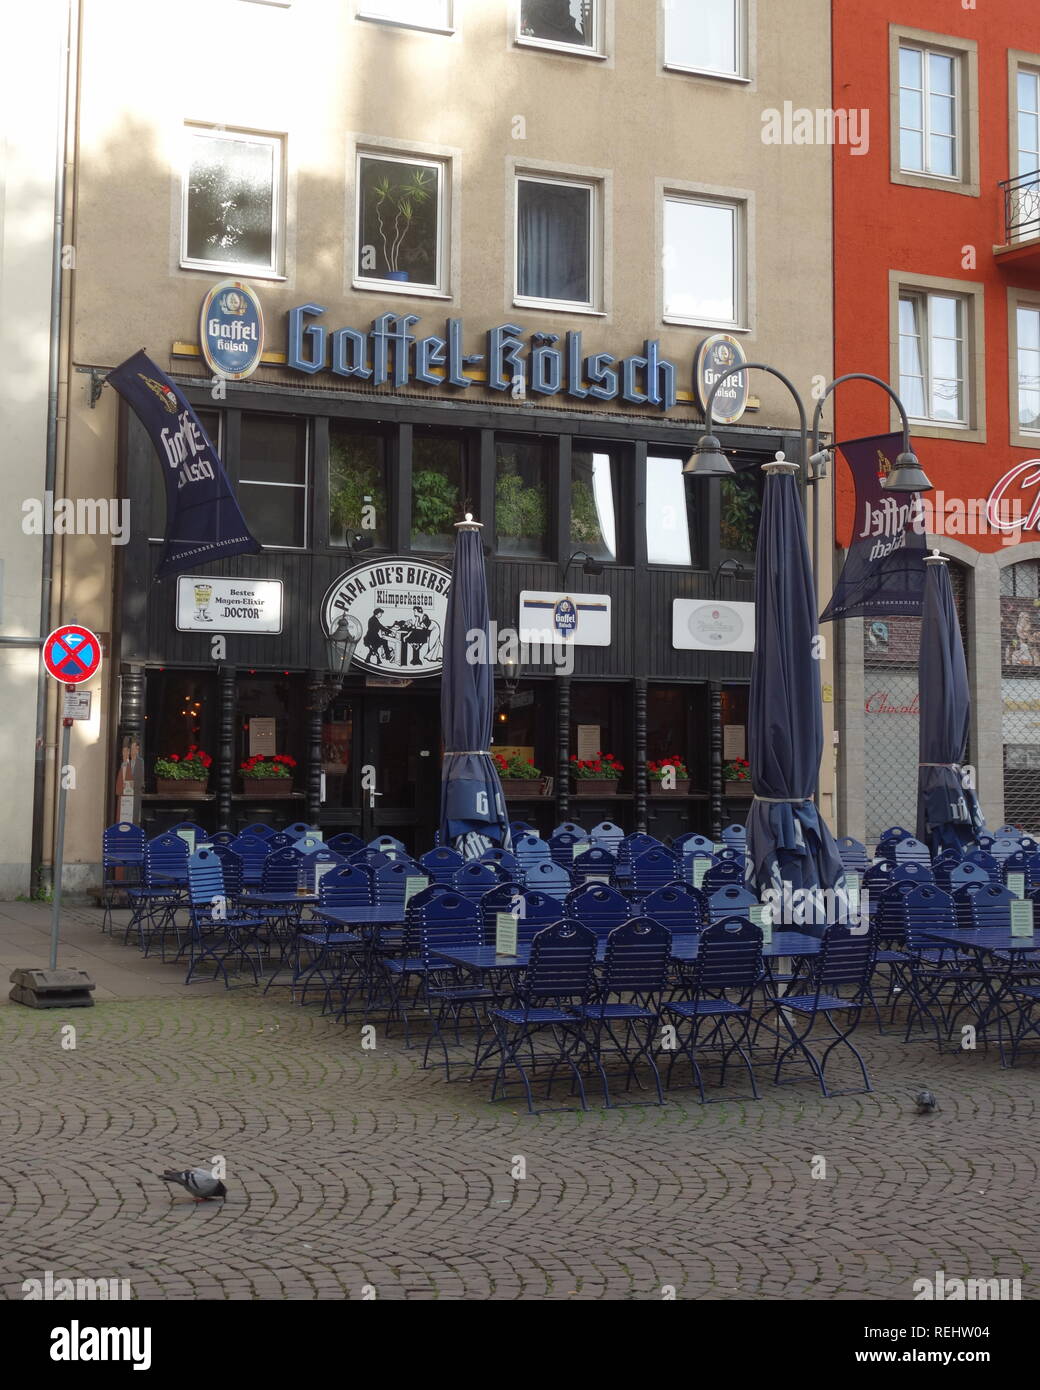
325, 614, 362, 678
683, 433, 736, 477
881, 449, 933, 493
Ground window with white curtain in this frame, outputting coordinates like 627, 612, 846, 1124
663, 195, 740, 326
515, 175, 594, 308
665, 0, 743, 78
1018, 306, 1040, 433
899, 291, 966, 424
899, 44, 959, 178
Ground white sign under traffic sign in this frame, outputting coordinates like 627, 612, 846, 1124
62, 689, 92, 720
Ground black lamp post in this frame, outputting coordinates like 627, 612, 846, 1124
309, 614, 362, 712
809, 372, 934, 495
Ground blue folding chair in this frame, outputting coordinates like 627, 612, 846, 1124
615, 834, 663, 882
207, 830, 238, 849
564, 882, 631, 938
835, 836, 871, 874
575, 918, 672, 1107
514, 834, 551, 878
1004, 851, 1040, 893
703, 861, 746, 894
893, 837, 931, 867
375, 859, 418, 908
630, 847, 680, 895
489, 887, 563, 944
293, 833, 325, 855
239, 822, 275, 839
951, 861, 996, 891
382, 891, 480, 1048
721, 823, 747, 850
480, 848, 521, 880
523, 858, 573, 901
185, 847, 265, 987
932, 849, 964, 889
328, 832, 365, 857
284, 821, 312, 839
892, 860, 934, 885
990, 837, 1024, 865
509, 820, 538, 841
589, 821, 625, 855
487, 921, 599, 1113
964, 850, 1001, 881
300, 848, 346, 892
572, 845, 616, 886
664, 917, 763, 1103
228, 833, 270, 888
771, 924, 876, 1097
452, 862, 502, 903
420, 846, 465, 884
707, 883, 758, 924
211, 846, 244, 903
640, 882, 707, 935
673, 833, 714, 858
552, 821, 585, 838
125, 833, 189, 955
369, 834, 408, 857
876, 826, 915, 851
549, 831, 586, 869
100, 822, 145, 933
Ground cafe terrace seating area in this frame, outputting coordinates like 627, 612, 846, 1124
98, 817, 1040, 1113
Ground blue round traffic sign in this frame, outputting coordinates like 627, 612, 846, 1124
43, 624, 102, 684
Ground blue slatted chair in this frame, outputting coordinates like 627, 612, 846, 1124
375, 859, 420, 908
419, 907, 502, 1079
350, 848, 394, 872
294, 861, 373, 1009
499, 887, 563, 944
955, 881, 1018, 930
487, 921, 598, 1113
228, 833, 270, 888
522, 858, 572, 902
707, 883, 758, 925
702, 861, 745, 894
898, 884, 977, 1046
630, 847, 680, 895
369, 834, 408, 857
481, 848, 521, 880
420, 847, 465, 884
964, 849, 1000, 879
211, 846, 244, 904
893, 837, 931, 866
509, 820, 538, 841
932, 849, 964, 889
549, 831, 586, 868
514, 834, 551, 878
125, 833, 189, 955
207, 830, 238, 849
552, 821, 585, 838
836, 836, 871, 874
771, 924, 876, 1097
639, 882, 707, 935
664, 917, 763, 1103
564, 882, 631, 938
293, 833, 325, 854
1004, 851, 1040, 893
451, 862, 501, 904
479, 882, 525, 944
991, 837, 1023, 865
863, 859, 896, 893
721, 823, 747, 850
240, 823, 275, 840
951, 861, 995, 890
576, 918, 672, 1107
253, 845, 306, 963
589, 820, 625, 855
284, 821, 311, 839
382, 891, 479, 1047
616, 834, 662, 881
715, 847, 746, 867
100, 822, 146, 933
674, 833, 714, 858
185, 847, 265, 987
328, 832, 364, 856
1019, 836, 1040, 855
974, 834, 995, 852
877, 825, 914, 849
572, 845, 616, 886
300, 848, 346, 892
265, 832, 295, 852
892, 860, 934, 885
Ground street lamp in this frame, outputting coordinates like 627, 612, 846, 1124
308, 614, 363, 712
560, 549, 604, 584
809, 373, 934, 494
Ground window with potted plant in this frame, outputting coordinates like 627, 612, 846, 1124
154, 746, 212, 799
569, 751, 623, 795
723, 757, 753, 795
493, 751, 545, 798
239, 753, 297, 798
647, 756, 690, 795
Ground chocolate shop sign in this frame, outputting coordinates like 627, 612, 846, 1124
288, 306, 747, 416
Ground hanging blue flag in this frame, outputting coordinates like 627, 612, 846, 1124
820, 431, 926, 623
106, 351, 261, 580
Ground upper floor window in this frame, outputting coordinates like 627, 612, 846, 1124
1018, 68, 1040, 179
663, 194, 741, 328
357, 0, 452, 31
355, 152, 447, 293
515, 174, 595, 311
519, 0, 599, 54
665, 0, 744, 79
183, 127, 282, 276
899, 291, 966, 425
898, 44, 958, 179
1017, 306, 1040, 434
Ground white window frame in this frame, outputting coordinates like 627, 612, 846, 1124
180, 125, 284, 278
356, 0, 454, 35
662, 0, 747, 82
1017, 304, 1040, 435
513, 173, 599, 314
238, 421, 310, 551
515, 0, 605, 59
354, 150, 450, 297
898, 290, 967, 427
898, 41, 961, 181
662, 192, 743, 330
1009, 290, 1040, 447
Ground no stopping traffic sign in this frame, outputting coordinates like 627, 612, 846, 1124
43, 625, 103, 684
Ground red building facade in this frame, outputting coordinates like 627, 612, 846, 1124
832, 0, 1040, 839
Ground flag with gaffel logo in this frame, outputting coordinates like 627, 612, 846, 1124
819, 430, 926, 622
106, 350, 261, 580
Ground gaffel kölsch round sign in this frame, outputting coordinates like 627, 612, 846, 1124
322, 557, 452, 678
200, 279, 265, 380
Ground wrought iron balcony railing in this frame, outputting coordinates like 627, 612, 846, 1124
1000, 169, 1040, 243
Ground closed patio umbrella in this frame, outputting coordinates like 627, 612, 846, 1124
916, 551, 984, 854
745, 455, 846, 896
440, 516, 511, 859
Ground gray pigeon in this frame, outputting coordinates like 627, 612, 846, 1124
914, 1089, 938, 1115
159, 1168, 227, 1201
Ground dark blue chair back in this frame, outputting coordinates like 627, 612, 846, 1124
207, 830, 238, 848
420, 846, 465, 883
950, 861, 994, 890
240, 823, 275, 839
284, 821, 312, 839
369, 834, 408, 857
552, 821, 584, 838
703, 861, 745, 893
301, 848, 346, 892
564, 882, 631, 935
212, 846, 244, 898
640, 882, 706, 934
990, 837, 1023, 865
510, 889, 565, 942
598, 918, 672, 994
953, 881, 1018, 931
509, 820, 538, 840
515, 834, 551, 874
259, 845, 303, 893
690, 917, 763, 993
317, 862, 374, 909
328, 832, 365, 857
815, 924, 876, 996
903, 883, 957, 953
877, 825, 914, 847
228, 833, 270, 886
145, 833, 190, 885
836, 836, 871, 873
932, 849, 964, 889
549, 831, 585, 868
451, 862, 501, 902
864, 859, 896, 891
630, 847, 679, 894
715, 847, 746, 866
186, 846, 224, 908
589, 820, 624, 853
892, 860, 934, 884
708, 884, 758, 924
674, 833, 714, 858
893, 836, 931, 865
103, 822, 146, 858
617, 833, 662, 869
375, 860, 417, 906
479, 882, 526, 941
721, 823, 747, 847
1005, 850, 1040, 892
266, 833, 295, 852
521, 859, 572, 900
964, 850, 1000, 878
573, 845, 616, 885
996, 824, 1021, 835
521, 921, 597, 1000
350, 848, 393, 871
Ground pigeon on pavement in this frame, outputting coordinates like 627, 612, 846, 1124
914, 1089, 938, 1115
159, 1168, 227, 1201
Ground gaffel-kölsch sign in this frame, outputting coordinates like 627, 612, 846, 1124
322, 557, 452, 678
288, 305, 746, 414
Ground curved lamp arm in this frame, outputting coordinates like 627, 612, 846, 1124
810, 372, 912, 462
704, 361, 809, 460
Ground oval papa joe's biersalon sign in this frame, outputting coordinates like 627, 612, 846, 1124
321, 557, 452, 678
694, 333, 749, 426
200, 279, 265, 380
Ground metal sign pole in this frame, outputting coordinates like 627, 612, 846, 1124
49, 704, 73, 970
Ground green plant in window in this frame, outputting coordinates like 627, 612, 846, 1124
412, 468, 460, 539
329, 438, 386, 542
720, 475, 760, 554
372, 167, 435, 274
570, 478, 604, 547
496, 469, 547, 542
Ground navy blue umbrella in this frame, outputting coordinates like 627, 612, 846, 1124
745, 457, 846, 897
916, 552, 985, 854
440, 517, 511, 859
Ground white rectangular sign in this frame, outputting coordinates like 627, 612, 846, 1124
673, 599, 755, 652
176, 576, 283, 633
63, 689, 92, 720
519, 591, 611, 646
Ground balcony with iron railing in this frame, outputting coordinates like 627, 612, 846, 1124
996, 170, 1040, 265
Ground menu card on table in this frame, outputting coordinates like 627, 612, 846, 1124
572, 841, 592, 859
1007, 872, 1026, 900
495, 911, 519, 957
749, 903, 772, 945
690, 857, 710, 890
404, 875, 429, 906
176, 829, 195, 853
1010, 900, 1034, 938
312, 861, 337, 892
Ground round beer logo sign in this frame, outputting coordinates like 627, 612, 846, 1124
687, 603, 748, 647
200, 280, 265, 380
553, 597, 578, 639
694, 333, 749, 425
321, 557, 452, 678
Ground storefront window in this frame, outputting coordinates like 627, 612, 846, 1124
411, 432, 466, 550
571, 443, 624, 562
1002, 560, 1040, 831
144, 671, 216, 788
719, 459, 763, 561
493, 680, 553, 789
235, 674, 305, 779
570, 682, 629, 788
239, 414, 308, 548
646, 684, 706, 790
645, 452, 700, 567
495, 435, 551, 558
323, 698, 354, 809
329, 425, 389, 549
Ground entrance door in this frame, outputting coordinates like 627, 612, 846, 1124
360, 691, 441, 854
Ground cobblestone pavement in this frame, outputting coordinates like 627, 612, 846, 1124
2, 905, 1039, 1300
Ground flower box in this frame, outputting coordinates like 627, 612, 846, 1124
571, 779, 619, 796
650, 780, 691, 796
241, 778, 294, 799
724, 782, 754, 797
501, 778, 549, 798
155, 777, 208, 799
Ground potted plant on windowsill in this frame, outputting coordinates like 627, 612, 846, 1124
648, 757, 691, 796
240, 754, 297, 798
570, 752, 623, 796
494, 752, 546, 798
154, 746, 212, 799
724, 758, 753, 796
373, 167, 434, 282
